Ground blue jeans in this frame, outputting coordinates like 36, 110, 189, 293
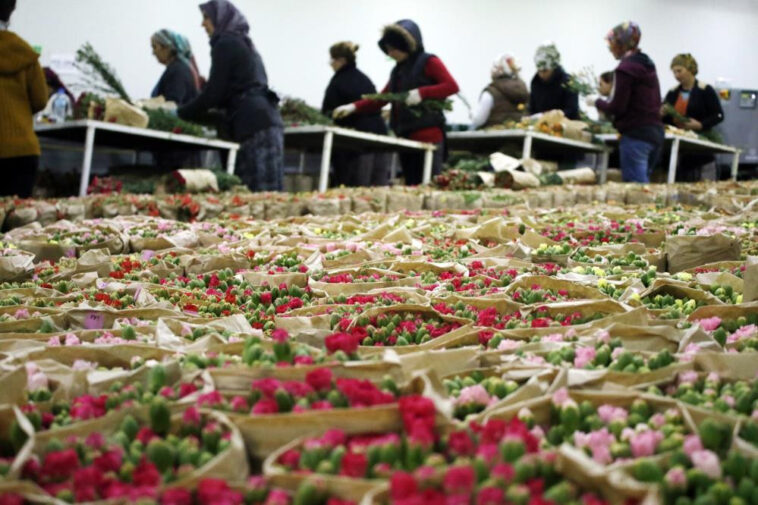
619, 136, 660, 183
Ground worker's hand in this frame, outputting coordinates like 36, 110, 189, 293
405, 89, 423, 106
683, 118, 703, 131
332, 104, 356, 119
585, 96, 598, 108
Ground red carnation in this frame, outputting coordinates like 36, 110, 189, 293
94, 449, 122, 473
132, 459, 162, 487
390, 471, 418, 500
443, 466, 476, 495
324, 332, 359, 355
477, 486, 505, 505
136, 427, 158, 445
277, 448, 301, 469
161, 487, 193, 505
447, 430, 475, 457
252, 398, 279, 414
340, 452, 368, 478
41, 449, 80, 480
305, 368, 333, 392
260, 292, 273, 304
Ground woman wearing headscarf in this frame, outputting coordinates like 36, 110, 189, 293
529, 42, 578, 120
332, 19, 459, 186
178, 0, 284, 192
471, 53, 529, 129
588, 22, 664, 183
662, 53, 724, 181
151, 29, 202, 105
321, 41, 389, 187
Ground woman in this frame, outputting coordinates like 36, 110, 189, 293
470, 53, 529, 129
662, 53, 724, 181
151, 29, 202, 105
179, 0, 284, 192
529, 43, 578, 120
151, 29, 203, 170
590, 21, 664, 183
333, 19, 459, 186
322, 41, 389, 187
0, 0, 48, 197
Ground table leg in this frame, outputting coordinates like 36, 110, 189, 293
667, 138, 680, 184
731, 151, 740, 181
226, 148, 238, 175
421, 148, 434, 185
598, 151, 609, 185
318, 131, 334, 193
390, 153, 398, 182
78, 125, 96, 197
298, 152, 306, 174
522, 133, 533, 160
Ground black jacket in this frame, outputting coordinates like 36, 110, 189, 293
152, 60, 198, 106
322, 63, 387, 135
663, 80, 724, 131
179, 33, 282, 142
529, 65, 579, 120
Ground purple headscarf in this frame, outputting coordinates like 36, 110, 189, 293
200, 0, 254, 51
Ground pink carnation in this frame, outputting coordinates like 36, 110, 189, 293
682, 434, 703, 457
552, 388, 570, 407
678, 371, 699, 385
697, 316, 722, 332
574, 347, 596, 368
597, 405, 628, 424
691, 450, 722, 478
456, 385, 492, 406
630, 429, 663, 458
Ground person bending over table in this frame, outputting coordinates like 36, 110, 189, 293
332, 19, 459, 186
151, 29, 204, 170
179, 0, 284, 192
470, 53, 529, 130
588, 21, 664, 183
322, 41, 390, 187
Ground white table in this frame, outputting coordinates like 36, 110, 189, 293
34, 120, 240, 196
283, 125, 436, 192
447, 129, 611, 183
596, 133, 741, 183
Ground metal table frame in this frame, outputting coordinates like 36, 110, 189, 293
35, 120, 240, 196
447, 129, 611, 182
283, 125, 436, 192
596, 133, 741, 183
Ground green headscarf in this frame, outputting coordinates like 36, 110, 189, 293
152, 29, 201, 90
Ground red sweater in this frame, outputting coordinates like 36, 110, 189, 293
353, 56, 459, 144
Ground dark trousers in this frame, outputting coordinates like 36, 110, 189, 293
0, 156, 38, 198
399, 142, 443, 186
332, 151, 391, 188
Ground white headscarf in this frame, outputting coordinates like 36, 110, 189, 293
491, 54, 519, 79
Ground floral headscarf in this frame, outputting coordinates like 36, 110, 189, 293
606, 21, 641, 52
491, 53, 519, 79
534, 43, 560, 71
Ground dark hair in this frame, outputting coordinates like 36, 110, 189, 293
0, 0, 16, 22
329, 41, 359, 64
600, 71, 614, 84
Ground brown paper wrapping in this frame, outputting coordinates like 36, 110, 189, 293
665, 233, 741, 273
745, 256, 758, 302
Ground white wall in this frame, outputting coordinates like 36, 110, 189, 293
10, 0, 758, 123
